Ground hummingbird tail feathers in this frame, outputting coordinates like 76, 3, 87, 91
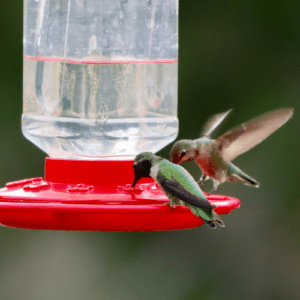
213, 211, 225, 227
188, 205, 225, 229
204, 220, 217, 229
231, 169, 260, 188
239, 174, 260, 188
204, 211, 225, 229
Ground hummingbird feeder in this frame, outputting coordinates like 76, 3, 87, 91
0, 0, 240, 231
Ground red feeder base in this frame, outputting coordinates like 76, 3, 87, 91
0, 158, 240, 231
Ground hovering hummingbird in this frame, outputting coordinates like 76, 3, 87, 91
132, 152, 224, 229
170, 107, 294, 193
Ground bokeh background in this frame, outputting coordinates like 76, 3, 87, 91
0, 1, 299, 299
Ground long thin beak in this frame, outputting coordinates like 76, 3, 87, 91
132, 172, 140, 187
132, 178, 138, 187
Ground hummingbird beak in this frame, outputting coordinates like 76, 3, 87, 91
132, 170, 141, 187
132, 177, 138, 187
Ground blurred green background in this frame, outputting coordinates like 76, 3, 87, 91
0, 1, 299, 299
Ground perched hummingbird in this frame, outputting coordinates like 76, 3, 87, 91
132, 152, 224, 229
170, 107, 294, 192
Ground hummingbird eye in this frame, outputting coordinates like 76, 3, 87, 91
133, 163, 137, 170
180, 150, 186, 157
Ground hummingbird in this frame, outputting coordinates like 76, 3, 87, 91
132, 152, 225, 229
170, 107, 294, 193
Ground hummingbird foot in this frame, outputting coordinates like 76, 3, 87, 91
164, 202, 175, 211
209, 180, 220, 194
197, 181, 205, 187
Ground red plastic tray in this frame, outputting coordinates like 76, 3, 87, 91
0, 158, 240, 231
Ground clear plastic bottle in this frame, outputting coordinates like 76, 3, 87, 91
22, 0, 178, 159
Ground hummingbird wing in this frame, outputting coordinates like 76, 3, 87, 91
157, 162, 216, 210
200, 109, 232, 138
216, 107, 294, 162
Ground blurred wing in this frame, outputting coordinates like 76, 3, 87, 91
216, 107, 294, 162
158, 174, 216, 210
200, 109, 232, 138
